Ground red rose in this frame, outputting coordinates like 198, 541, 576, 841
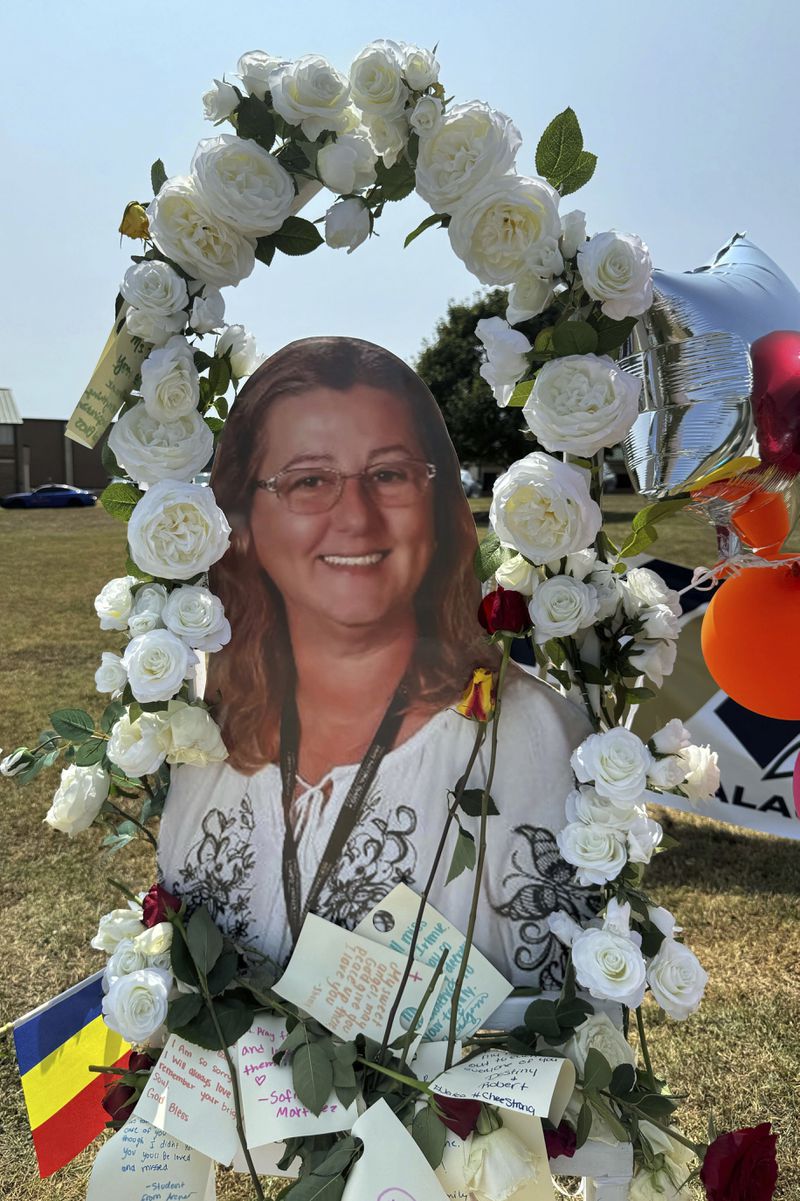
544, 1121, 577, 1160
478, 588, 531, 636
128, 1050, 156, 1074
433, 1095, 482, 1140
102, 1080, 136, 1122
700, 1123, 778, 1201
142, 883, 180, 928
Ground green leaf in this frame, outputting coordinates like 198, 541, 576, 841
101, 439, 123, 479
618, 497, 691, 558
575, 1100, 593, 1149
74, 737, 107, 766
50, 708, 94, 744
551, 320, 598, 356
555, 997, 593, 1032
446, 826, 476, 884
193, 350, 214, 372
610, 1063, 636, 1096
273, 215, 324, 257
172, 993, 255, 1050
404, 212, 448, 248
100, 481, 143, 522
208, 355, 231, 396
507, 379, 534, 407
125, 553, 153, 582
544, 639, 566, 667
100, 700, 126, 734
375, 155, 416, 202
459, 788, 499, 818
314, 1137, 357, 1177
255, 236, 276, 266
205, 416, 225, 435
473, 532, 514, 583
412, 1106, 447, 1168
592, 315, 638, 355
282, 1174, 347, 1201
206, 945, 240, 996
558, 150, 597, 197
636, 1092, 680, 1121
237, 96, 276, 151
150, 158, 167, 195
171, 927, 200, 988
625, 686, 656, 702
523, 999, 562, 1039
582, 1047, 613, 1094
186, 905, 224, 976
168, 992, 204, 1029
292, 1041, 334, 1116
535, 108, 584, 186
579, 661, 607, 686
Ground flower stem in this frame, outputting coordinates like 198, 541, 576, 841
635, 1005, 656, 1090
357, 1058, 432, 1096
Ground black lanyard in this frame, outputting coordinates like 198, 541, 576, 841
279, 679, 408, 947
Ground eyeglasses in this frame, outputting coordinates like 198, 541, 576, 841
255, 459, 437, 515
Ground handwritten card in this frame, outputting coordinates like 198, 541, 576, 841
237, 1011, 356, 1146
431, 1049, 575, 1127
273, 913, 437, 1044
86, 1115, 215, 1201
355, 884, 513, 1041
231, 1140, 296, 1177
342, 1098, 450, 1201
134, 1034, 239, 1165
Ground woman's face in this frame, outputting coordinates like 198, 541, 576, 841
250, 384, 437, 633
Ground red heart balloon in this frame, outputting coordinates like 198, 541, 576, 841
751, 330, 800, 475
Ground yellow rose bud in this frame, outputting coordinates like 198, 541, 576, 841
119, 202, 150, 240
456, 667, 496, 722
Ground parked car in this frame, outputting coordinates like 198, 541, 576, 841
460, 468, 482, 498
1, 483, 98, 509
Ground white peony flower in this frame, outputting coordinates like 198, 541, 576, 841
626, 812, 663, 864
647, 754, 687, 790
44, 764, 109, 836
157, 699, 228, 767
94, 576, 137, 631
629, 638, 677, 688
563, 1012, 636, 1077
124, 305, 186, 348
349, 41, 408, 119
572, 728, 652, 803
677, 744, 721, 802
557, 821, 627, 886
95, 651, 127, 697
565, 785, 645, 831
547, 909, 583, 948
409, 95, 442, 136
448, 174, 562, 286
127, 480, 231, 580
190, 286, 225, 334
560, 209, 587, 259
121, 260, 188, 319
91, 905, 146, 954
325, 197, 371, 253
104, 938, 149, 988
148, 176, 256, 289
651, 719, 692, 756
490, 452, 602, 565
140, 335, 199, 423
108, 403, 213, 487
400, 44, 439, 90
506, 272, 555, 326
236, 50, 288, 100
202, 78, 239, 123
122, 630, 197, 703
362, 112, 408, 167
622, 567, 682, 618
216, 324, 261, 378
494, 553, 536, 596
464, 1126, 538, 1201
106, 711, 168, 778
102, 967, 172, 1044
475, 316, 532, 407
578, 230, 654, 320
529, 575, 599, 643
269, 55, 351, 140
571, 925, 647, 1007
523, 353, 641, 457
133, 922, 173, 957
317, 133, 377, 195
192, 135, 295, 237
639, 604, 681, 641
415, 101, 521, 214
162, 584, 231, 652
647, 938, 708, 1020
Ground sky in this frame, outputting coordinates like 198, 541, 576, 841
2, 0, 799, 419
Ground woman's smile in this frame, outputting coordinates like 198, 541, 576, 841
318, 550, 391, 569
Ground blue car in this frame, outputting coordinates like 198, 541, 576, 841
1, 483, 98, 509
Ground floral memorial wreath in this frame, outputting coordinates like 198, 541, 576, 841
2, 40, 780, 1201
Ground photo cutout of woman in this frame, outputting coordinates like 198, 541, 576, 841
158, 336, 599, 989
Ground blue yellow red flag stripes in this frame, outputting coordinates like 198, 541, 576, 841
12, 970, 130, 1177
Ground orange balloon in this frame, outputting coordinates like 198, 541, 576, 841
695, 481, 791, 557
701, 564, 800, 719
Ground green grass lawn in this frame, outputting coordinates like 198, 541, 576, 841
0, 500, 798, 1199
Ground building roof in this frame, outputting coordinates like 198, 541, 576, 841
0, 388, 22, 424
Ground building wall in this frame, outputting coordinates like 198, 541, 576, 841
1, 420, 107, 494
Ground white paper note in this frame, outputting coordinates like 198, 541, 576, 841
342, 1098, 450, 1201
231, 1140, 297, 1177
133, 1034, 239, 1165
355, 884, 513, 1042
273, 913, 437, 1044
431, 1049, 575, 1126
86, 1115, 215, 1201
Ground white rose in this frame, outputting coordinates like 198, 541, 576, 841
622, 567, 682, 618
127, 480, 231, 580
494, 554, 536, 595
633, 1123, 695, 1200
626, 812, 663, 864
506, 272, 554, 326
158, 699, 228, 767
95, 651, 127, 697
0, 748, 31, 777
124, 305, 186, 348
465, 1126, 538, 1201
94, 575, 137, 631
548, 548, 597, 580
192, 135, 295, 237
490, 452, 602, 565
190, 286, 225, 334
677, 744, 720, 802
652, 719, 692, 755
202, 78, 239, 123
647, 938, 708, 1020
557, 821, 627, 886
547, 909, 583, 948
325, 198, 371, 253
629, 638, 677, 687
563, 1012, 636, 1077
133, 922, 173, 957
122, 630, 197, 703
647, 754, 687, 790
269, 55, 351, 139
565, 785, 644, 831
362, 112, 408, 167
523, 353, 641, 457
129, 583, 168, 630
236, 50, 288, 100
91, 905, 146, 954
578, 230, 654, 320
408, 95, 442, 136
529, 575, 599, 643
104, 938, 149, 988
415, 101, 521, 213
401, 44, 439, 90
109, 403, 213, 488
106, 711, 168, 778
121, 261, 188, 318
162, 585, 231, 652
44, 764, 109, 836
102, 967, 172, 1044
448, 175, 562, 286
349, 41, 408, 119
571, 926, 647, 1007
475, 316, 532, 407
648, 905, 679, 940
148, 176, 256, 289
216, 324, 261, 378
317, 133, 377, 194
571, 728, 652, 803
590, 562, 622, 622
140, 336, 199, 423
560, 209, 587, 259
639, 603, 681, 641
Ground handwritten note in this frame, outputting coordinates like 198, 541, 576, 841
133, 1034, 239, 1165
273, 913, 437, 1044
342, 1099, 450, 1201
86, 1115, 215, 1201
66, 312, 149, 448
355, 884, 513, 1041
432, 1049, 575, 1126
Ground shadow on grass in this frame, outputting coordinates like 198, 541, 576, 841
648, 810, 800, 897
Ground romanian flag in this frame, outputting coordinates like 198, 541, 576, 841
12, 970, 130, 1176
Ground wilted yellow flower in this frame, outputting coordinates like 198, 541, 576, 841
456, 667, 495, 722
119, 202, 150, 240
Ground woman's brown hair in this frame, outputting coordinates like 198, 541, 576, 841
208, 335, 487, 773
